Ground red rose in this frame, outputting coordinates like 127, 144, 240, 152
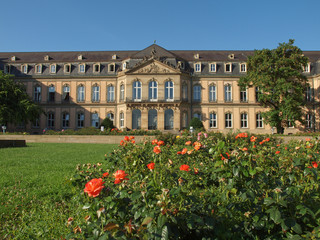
312, 161, 318, 168
157, 140, 165, 146
124, 136, 129, 141
102, 172, 109, 178
275, 151, 280, 154
180, 164, 190, 171
147, 162, 155, 170
84, 178, 105, 197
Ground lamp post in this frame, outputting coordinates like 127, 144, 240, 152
2, 125, 6, 134
189, 126, 193, 136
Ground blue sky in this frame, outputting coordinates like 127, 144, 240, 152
0, 0, 319, 52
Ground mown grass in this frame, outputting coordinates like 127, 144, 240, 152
0, 143, 117, 239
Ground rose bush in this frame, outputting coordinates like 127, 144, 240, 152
68, 133, 320, 239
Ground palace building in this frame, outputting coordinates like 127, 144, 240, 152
0, 44, 319, 133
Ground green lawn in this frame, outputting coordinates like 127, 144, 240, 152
0, 143, 117, 239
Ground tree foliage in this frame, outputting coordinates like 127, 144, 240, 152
0, 71, 43, 126
100, 117, 115, 129
238, 39, 309, 133
188, 117, 204, 130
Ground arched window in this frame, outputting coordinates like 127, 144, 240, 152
164, 109, 174, 130
92, 84, 100, 102
210, 112, 217, 128
132, 109, 141, 129
91, 112, 99, 128
34, 85, 41, 102
193, 85, 201, 102
193, 112, 202, 121
107, 85, 115, 102
133, 81, 141, 101
165, 81, 174, 101
77, 112, 84, 128
241, 112, 248, 128
224, 84, 232, 102
62, 84, 70, 102
77, 85, 85, 102
62, 112, 70, 128
47, 112, 55, 128
48, 84, 55, 102
225, 112, 232, 128
209, 84, 216, 102
148, 109, 157, 130
148, 81, 158, 101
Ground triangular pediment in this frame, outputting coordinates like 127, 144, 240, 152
130, 44, 178, 59
126, 59, 180, 74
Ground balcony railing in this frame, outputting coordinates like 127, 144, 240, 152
125, 98, 181, 103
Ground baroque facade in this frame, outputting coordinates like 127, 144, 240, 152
1, 44, 320, 134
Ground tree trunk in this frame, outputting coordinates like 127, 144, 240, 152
276, 125, 284, 134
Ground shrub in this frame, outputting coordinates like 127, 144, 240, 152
67, 134, 320, 239
188, 117, 204, 130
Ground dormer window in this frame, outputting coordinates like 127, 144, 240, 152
79, 64, 85, 73
122, 62, 127, 70
225, 63, 232, 73
64, 64, 71, 74
209, 63, 216, 72
108, 63, 115, 72
35, 64, 42, 74
11, 56, 16, 61
44, 55, 50, 61
303, 63, 310, 73
240, 63, 246, 73
194, 53, 199, 59
93, 63, 100, 73
194, 63, 201, 72
78, 55, 83, 60
178, 61, 185, 69
112, 54, 117, 60
21, 64, 28, 74
50, 64, 56, 74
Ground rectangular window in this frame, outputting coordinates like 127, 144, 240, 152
48, 85, 55, 102
225, 113, 232, 128
306, 114, 313, 129
224, 84, 232, 102
77, 85, 85, 102
92, 86, 100, 102
62, 113, 70, 128
240, 87, 247, 102
305, 87, 313, 102
209, 63, 216, 72
91, 113, 99, 128
50, 64, 56, 74
209, 85, 216, 102
240, 63, 246, 72
303, 63, 310, 73
47, 113, 55, 128
256, 113, 263, 128
182, 84, 188, 101
120, 112, 124, 128
107, 85, 115, 102
241, 113, 248, 128
210, 113, 217, 128
34, 86, 41, 102
93, 64, 100, 73
195, 63, 201, 72
225, 63, 232, 72
79, 64, 85, 73
193, 85, 201, 102
108, 64, 115, 72
120, 85, 124, 101
77, 113, 84, 128
32, 118, 40, 128
35, 64, 42, 73
21, 64, 28, 74
64, 64, 71, 73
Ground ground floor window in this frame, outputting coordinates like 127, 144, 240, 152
210, 113, 217, 128
164, 109, 174, 130
62, 112, 70, 128
148, 109, 157, 130
91, 113, 99, 128
256, 113, 263, 128
241, 113, 248, 128
77, 112, 84, 128
132, 109, 141, 129
120, 112, 124, 128
225, 113, 232, 128
47, 112, 55, 128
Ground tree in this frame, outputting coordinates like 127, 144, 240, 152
238, 39, 309, 134
0, 71, 43, 127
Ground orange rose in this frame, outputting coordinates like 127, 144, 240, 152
312, 161, 318, 168
185, 141, 192, 146
84, 178, 105, 197
181, 148, 188, 155
152, 139, 158, 145
157, 140, 165, 146
250, 136, 257, 142
275, 151, 280, 154
153, 145, 161, 154
129, 136, 135, 140
113, 170, 129, 184
124, 136, 129, 141
102, 172, 109, 178
180, 164, 190, 171
235, 132, 248, 139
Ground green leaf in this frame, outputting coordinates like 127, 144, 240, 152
292, 222, 302, 234
82, 204, 91, 209
264, 197, 275, 206
161, 225, 169, 240
269, 207, 281, 224
141, 216, 153, 226
233, 166, 240, 177
157, 215, 167, 229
